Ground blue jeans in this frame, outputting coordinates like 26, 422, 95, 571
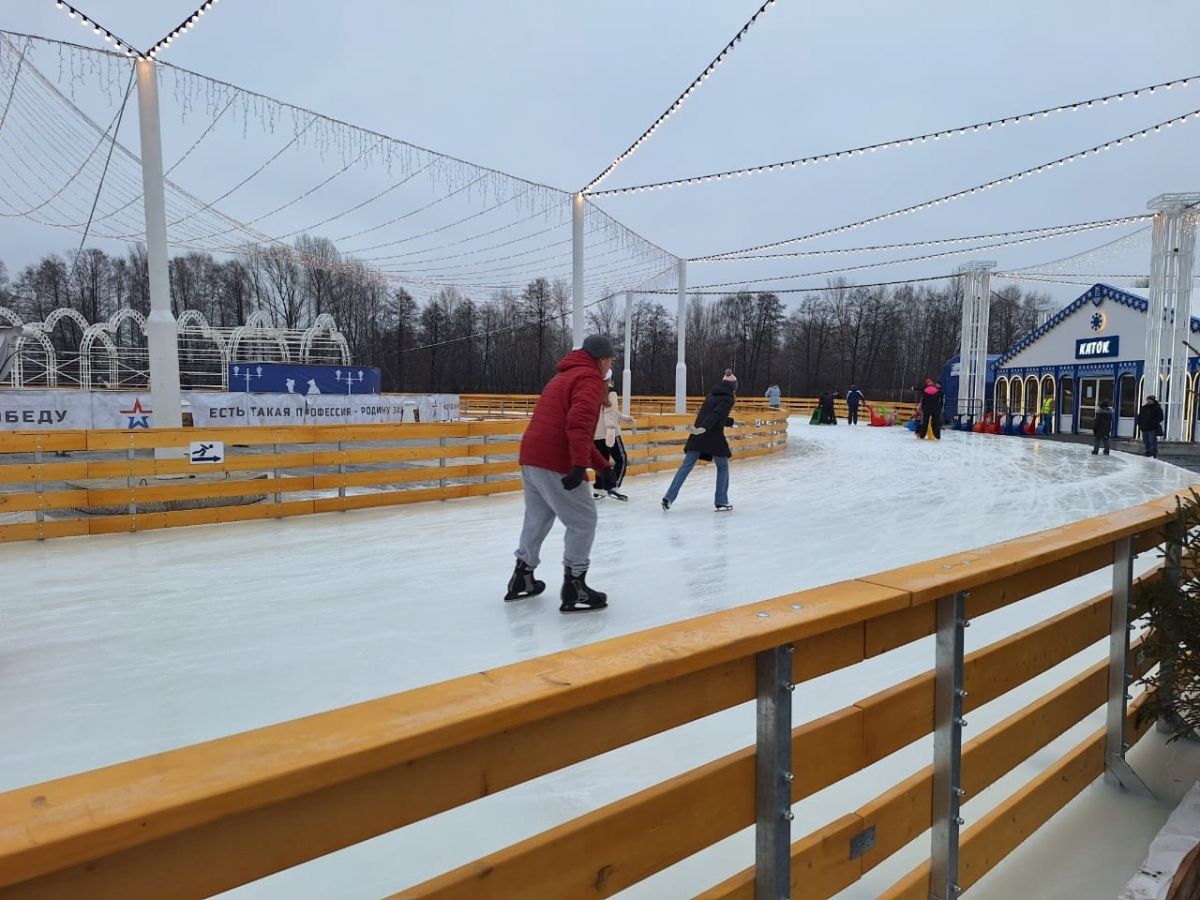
1143, 429, 1159, 458
664, 451, 729, 506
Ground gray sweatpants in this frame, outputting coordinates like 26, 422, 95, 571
515, 464, 597, 576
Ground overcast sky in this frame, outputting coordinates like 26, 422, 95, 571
2, 0, 1198, 308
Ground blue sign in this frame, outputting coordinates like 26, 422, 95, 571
1075, 336, 1119, 360
228, 363, 382, 395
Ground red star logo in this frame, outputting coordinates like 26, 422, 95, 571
119, 397, 153, 429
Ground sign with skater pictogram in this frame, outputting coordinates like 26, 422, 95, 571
189, 441, 225, 465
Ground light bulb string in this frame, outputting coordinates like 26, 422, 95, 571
146, 0, 219, 60
645, 273, 957, 296
692, 105, 1200, 262
706, 216, 1151, 261
591, 74, 1196, 197
50, 1, 139, 57
687, 221, 1149, 291
580, 0, 778, 194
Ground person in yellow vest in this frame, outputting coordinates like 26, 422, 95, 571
1041, 393, 1054, 433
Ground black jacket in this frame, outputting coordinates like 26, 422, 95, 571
1137, 401, 1164, 433
685, 382, 736, 459
1093, 407, 1113, 438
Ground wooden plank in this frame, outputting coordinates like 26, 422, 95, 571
312, 445, 462, 466
859, 504, 1167, 607
0, 489, 89, 512
466, 420, 530, 437
82, 451, 318, 480
464, 480, 523, 497
311, 423, 471, 442
0, 431, 88, 453
878, 696, 1152, 900
85, 477, 310, 507
465, 461, 519, 478
0, 519, 90, 542
85, 426, 315, 450
694, 815, 865, 900
0, 581, 906, 895
312, 485, 470, 512
464, 440, 521, 457
311, 466, 472, 490
397, 708, 864, 900
0, 462, 90, 483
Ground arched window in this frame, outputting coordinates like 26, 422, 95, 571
1060, 376, 1074, 417
1119, 374, 1138, 418
995, 377, 1009, 413
1024, 377, 1039, 413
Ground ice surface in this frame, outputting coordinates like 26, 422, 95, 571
2, 420, 1198, 898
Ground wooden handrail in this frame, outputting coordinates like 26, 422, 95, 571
0, 490, 1188, 898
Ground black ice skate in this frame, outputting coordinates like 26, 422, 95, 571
560, 567, 607, 613
715, 504, 733, 512
661, 497, 671, 511
606, 489, 629, 501
504, 560, 545, 602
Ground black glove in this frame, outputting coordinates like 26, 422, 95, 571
561, 466, 587, 490
725, 417, 734, 427
594, 468, 616, 491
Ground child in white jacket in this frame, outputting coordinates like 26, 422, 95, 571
593, 379, 635, 501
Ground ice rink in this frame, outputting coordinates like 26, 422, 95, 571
3, 419, 1199, 898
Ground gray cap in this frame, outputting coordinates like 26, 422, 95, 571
582, 334, 614, 359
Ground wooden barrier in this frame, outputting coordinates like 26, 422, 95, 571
0, 489, 1187, 899
0, 411, 788, 543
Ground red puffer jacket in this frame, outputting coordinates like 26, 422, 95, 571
519, 349, 611, 475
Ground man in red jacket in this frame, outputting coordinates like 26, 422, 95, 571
505, 334, 616, 612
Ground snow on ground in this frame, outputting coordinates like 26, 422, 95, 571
2, 420, 1198, 898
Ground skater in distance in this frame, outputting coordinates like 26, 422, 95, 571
506, 334, 618, 613
662, 369, 737, 512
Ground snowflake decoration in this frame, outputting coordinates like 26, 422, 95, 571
1090, 311, 1107, 332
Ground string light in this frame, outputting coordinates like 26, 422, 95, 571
146, 0, 219, 60
49, 2, 139, 58
687, 221, 1149, 291
589, 74, 1194, 197
709, 216, 1151, 261
646, 273, 957, 296
693, 106, 1200, 262
581, 0, 778, 193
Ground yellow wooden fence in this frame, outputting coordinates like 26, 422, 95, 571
459, 393, 918, 420
0, 488, 1184, 898
0, 412, 788, 543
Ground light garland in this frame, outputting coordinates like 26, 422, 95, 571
590, 75, 1194, 197
693, 106, 1200, 262
51, 1, 137, 57
580, 0, 778, 194
646, 273, 956, 296
711, 216, 1151, 261
146, 0, 219, 60
687, 221, 1149, 291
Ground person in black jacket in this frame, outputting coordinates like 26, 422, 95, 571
818, 390, 837, 424
1092, 400, 1113, 455
1137, 395, 1164, 458
661, 370, 737, 512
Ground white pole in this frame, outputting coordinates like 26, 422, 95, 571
136, 59, 182, 431
572, 192, 585, 348
623, 290, 633, 417
675, 258, 687, 414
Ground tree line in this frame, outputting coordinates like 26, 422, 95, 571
0, 237, 1053, 399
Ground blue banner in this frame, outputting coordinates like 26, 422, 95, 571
228, 362, 382, 395
1075, 336, 1119, 360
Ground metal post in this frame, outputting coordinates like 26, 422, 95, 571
135, 59, 182, 435
1104, 536, 1153, 795
930, 591, 967, 900
127, 445, 137, 518
272, 442, 282, 510
482, 433, 490, 484
336, 440, 346, 504
675, 258, 687, 414
623, 290, 634, 418
755, 643, 793, 900
33, 445, 44, 537
1144, 193, 1200, 442
439, 435, 447, 490
956, 262, 995, 417
572, 193, 585, 349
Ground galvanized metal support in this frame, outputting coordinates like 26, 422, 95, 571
336, 440, 346, 504
33, 446, 44, 535
127, 446, 137, 518
956, 262, 996, 417
272, 442, 282, 510
439, 435, 447, 490
930, 591, 967, 900
482, 434, 490, 484
755, 643, 793, 900
1104, 536, 1154, 796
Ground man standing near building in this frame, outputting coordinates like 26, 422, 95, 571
1137, 395, 1164, 459
1041, 391, 1054, 434
505, 335, 615, 613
